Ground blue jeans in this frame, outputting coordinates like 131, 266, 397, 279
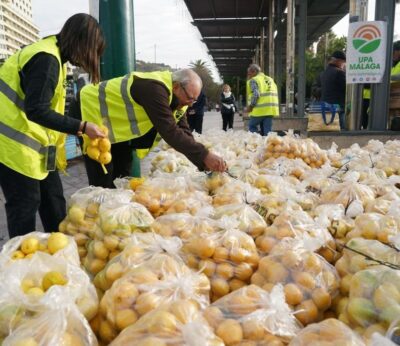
249, 116, 273, 136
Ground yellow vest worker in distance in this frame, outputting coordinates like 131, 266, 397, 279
246, 63, 279, 136
391, 41, 400, 83
71, 69, 227, 188
0, 14, 105, 239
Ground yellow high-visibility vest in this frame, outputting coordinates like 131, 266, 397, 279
391, 61, 400, 83
0, 36, 67, 180
363, 88, 371, 100
246, 72, 280, 117
80, 71, 187, 158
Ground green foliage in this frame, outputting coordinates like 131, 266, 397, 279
135, 58, 223, 105
189, 59, 222, 105
302, 30, 346, 98
135, 60, 174, 72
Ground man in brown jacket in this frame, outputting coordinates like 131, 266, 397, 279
70, 69, 226, 187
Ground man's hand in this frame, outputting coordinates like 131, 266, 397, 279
78, 122, 106, 139
203, 152, 227, 172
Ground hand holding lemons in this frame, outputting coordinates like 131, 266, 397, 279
86, 125, 112, 174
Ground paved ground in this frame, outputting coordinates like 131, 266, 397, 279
0, 111, 244, 246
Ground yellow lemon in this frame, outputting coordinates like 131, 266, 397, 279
42, 271, 68, 291
98, 138, 111, 152
20, 237, 39, 255
68, 206, 85, 225
129, 177, 145, 191
98, 152, 112, 165
11, 250, 25, 260
47, 232, 69, 254
90, 138, 99, 147
21, 278, 36, 293
87, 146, 100, 160
26, 287, 45, 297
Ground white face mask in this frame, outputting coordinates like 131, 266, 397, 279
223, 91, 231, 98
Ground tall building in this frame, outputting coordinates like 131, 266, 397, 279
0, 0, 39, 60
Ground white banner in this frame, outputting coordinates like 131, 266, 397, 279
346, 21, 387, 84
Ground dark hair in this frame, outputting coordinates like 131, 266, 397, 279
58, 13, 105, 84
394, 41, 400, 51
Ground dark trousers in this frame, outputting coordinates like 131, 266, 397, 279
84, 141, 133, 188
0, 163, 66, 238
222, 112, 234, 131
187, 114, 204, 134
361, 98, 370, 129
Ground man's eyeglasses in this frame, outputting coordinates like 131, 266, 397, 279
180, 83, 197, 103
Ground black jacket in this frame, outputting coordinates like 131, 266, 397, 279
187, 90, 206, 116
320, 64, 346, 106
220, 93, 235, 115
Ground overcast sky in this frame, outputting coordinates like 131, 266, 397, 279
32, 0, 399, 82
32, 0, 220, 79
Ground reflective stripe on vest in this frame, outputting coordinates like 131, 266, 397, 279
0, 121, 46, 154
0, 79, 25, 111
0, 36, 66, 179
98, 80, 115, 142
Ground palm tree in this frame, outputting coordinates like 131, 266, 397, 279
189, 59, 221, 104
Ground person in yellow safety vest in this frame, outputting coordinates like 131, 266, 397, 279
68, 69, 227, 188
246, 64, 280, 136
391, 41, 400, 83
0, 14, 106, 239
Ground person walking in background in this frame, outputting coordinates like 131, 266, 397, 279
220, 84, 236, 131
361, 84, 370, 129
69, 69, 227, 188
187, 89, 206, 133
0, 14, 106, 238
246, 64, 279, 135
320, 50, 347, 130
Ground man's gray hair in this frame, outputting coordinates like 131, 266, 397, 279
248, 64, 261, 74
172, 69, 202, 88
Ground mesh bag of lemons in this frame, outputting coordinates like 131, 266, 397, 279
258, 135, 328, 168
250, 239, 339, 326
1, 306, 96, 346
211, 179, 255, 207
203, 284, 301, 346
320, 180, 376, 212
288, 318, 364, 346
212, 204, 267, 239
109, 299, 224, 346
345, 213, 400, 244
0, 231, 79, 268
335, 238, 400, 297
254, 210, 337, 264
133, 176, 199, 217
93, 233, 183, 293
59, 187, 134, 261
0, 253, 98, 340
181, 227, 259, 302
83, 198, 154, 276
342, 266, 400, 341
84, 125, 112, 174
95, 254, 209, 344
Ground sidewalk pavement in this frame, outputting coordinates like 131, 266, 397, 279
0, 111, 244, 246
